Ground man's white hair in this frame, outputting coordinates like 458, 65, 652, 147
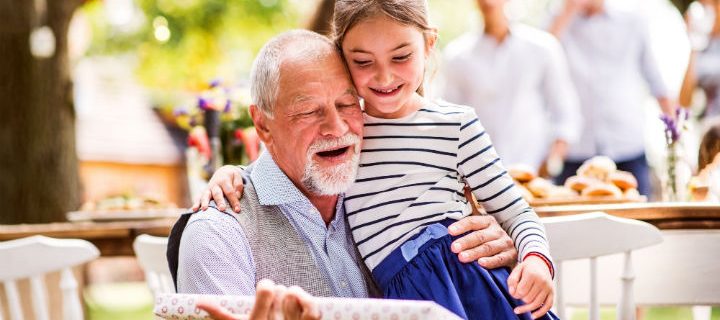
250, 30, 336, 118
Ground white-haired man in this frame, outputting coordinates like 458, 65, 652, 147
171, 30, 519, 319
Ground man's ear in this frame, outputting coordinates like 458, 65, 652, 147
250, 104, 272, 145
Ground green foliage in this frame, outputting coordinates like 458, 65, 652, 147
81, 0, 302, 91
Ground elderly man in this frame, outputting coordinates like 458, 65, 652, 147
171, 30, 519, 318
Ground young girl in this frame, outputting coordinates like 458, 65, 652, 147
202, 1, 557, 318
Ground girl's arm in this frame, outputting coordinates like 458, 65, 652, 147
455, 109, 554, 273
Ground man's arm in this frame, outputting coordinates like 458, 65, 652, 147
177, 208, 256, 295
540, 35, 581, 176
548, 0, 584, 38
636, 15, 676, 117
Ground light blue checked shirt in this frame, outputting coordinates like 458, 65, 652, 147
177, 152, 369, 298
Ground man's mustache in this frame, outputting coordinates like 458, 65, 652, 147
308, 134, 361, 155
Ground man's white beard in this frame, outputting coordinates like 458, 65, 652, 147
301, 133, 361, 196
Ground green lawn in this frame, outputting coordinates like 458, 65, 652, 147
569, 306, 720, 320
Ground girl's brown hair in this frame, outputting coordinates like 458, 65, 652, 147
699, 124, 720, 171
332, 0, 435, 95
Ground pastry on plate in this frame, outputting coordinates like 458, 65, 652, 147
608, 171, 638, 190
577, 156, 617, 181
581, 182, 623, 198
508, 164, 536, 183
564, 175, 595, 193
527, 177, 554, 198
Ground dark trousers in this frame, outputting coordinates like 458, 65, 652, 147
555, 153, 651, 196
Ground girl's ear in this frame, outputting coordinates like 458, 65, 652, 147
424, 28, 438, 56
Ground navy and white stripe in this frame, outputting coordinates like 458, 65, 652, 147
345, 102, 552, 270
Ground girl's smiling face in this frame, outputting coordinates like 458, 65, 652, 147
341, 14, 435, 119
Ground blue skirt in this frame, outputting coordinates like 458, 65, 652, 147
372, 220, 559, 320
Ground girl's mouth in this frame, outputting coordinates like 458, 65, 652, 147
370, 84, 402, 96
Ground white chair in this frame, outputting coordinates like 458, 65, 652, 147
133, 234, 174, 297
541, 212, 663, 320
0, 235, 100, 320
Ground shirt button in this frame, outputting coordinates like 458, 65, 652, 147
340, 281, 348, 288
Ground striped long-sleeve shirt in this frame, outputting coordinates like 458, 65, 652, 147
344, 101, 553, 271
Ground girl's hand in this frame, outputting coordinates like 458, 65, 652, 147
192, 165, 245, 213
507, 255, 554, 319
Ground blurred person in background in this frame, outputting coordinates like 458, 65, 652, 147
680, 0, 720, 119
549, 0, 678, 196
441, 0, 582, 177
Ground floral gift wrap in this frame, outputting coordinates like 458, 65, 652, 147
154, 293, 461, 320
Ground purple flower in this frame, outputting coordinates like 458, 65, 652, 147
209, 78, 222, 88
173, 106, 189, 117
224, 100, 231, 113
198, 97, 210, 110
660, 107, 690, 144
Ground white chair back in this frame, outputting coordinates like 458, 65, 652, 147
542, 212, 663, 320
0, 235, 99, 320
133, 234, 174, 296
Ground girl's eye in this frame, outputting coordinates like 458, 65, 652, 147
393, 53, 412, 62
353, 60, 371, 67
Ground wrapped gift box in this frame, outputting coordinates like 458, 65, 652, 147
154, 293, 461, 320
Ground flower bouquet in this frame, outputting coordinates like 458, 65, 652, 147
156, 79, 259, 179
659, 107, 692, 201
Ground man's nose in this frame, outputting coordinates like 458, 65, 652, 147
320, 107, 349, 137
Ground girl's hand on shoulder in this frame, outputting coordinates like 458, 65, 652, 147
507, 255, 554, 319
192, 165, 245, 213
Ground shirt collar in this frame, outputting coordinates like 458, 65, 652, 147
251, 151, 310, 206
478, 23, 518, 47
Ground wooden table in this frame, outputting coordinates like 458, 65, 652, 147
0, 218, 177, 256
534, 202, 720, 308
535, 202, 720, 230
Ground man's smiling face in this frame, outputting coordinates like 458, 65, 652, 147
256, 48, 364, 197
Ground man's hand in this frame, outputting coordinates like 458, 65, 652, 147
658, 96, 679, 120
539, 139, 568, 178
448, 215, 518, 269
507, 256, 554, 319
196, 279, 321, 320
192, 165, 245, 213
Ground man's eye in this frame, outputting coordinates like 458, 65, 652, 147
393, 53, 412, 62
299, 110, 319, 117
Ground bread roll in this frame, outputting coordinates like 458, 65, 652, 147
508, 164, 536, 183
515, 184, 535, 202
547, 186, 579, 199
608, 171, 638, 190
564, 175, 595, 192
623, 188, 641, 199
527, 177, 554, 198
577, 156, 617, 181
581, 182, 622, 198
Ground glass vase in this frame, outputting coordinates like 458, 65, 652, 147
662, 142, 692, 202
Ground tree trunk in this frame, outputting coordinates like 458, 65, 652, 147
0, 0, 83, 224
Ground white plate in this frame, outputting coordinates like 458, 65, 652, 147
66, 208, 187, 222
